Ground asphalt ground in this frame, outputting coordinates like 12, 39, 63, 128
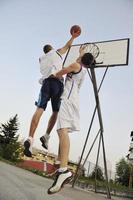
0, 161, 129, 200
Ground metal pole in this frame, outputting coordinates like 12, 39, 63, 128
87, 161, 91, 177
95, 133, 102, 193
90, 67, 111, 199
72, 67, 109, 188
82, 130, 101, 167
72, 107, 97, 187
72, 130, 100, 186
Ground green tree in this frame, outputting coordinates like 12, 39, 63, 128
0, 114, 22, 162
89, 166, 104, 181
115, 158, 130, 186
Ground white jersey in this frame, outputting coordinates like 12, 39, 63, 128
57, 66, 86, 132
39, 49, 63, 83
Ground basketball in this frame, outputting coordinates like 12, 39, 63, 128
70, 25, 81, 36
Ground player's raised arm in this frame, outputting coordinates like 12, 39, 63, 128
57, 25, 81, 55
53, 62, 80, 78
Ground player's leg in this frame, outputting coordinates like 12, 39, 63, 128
47, 128, 73, 194
24, 80, 50, 157
29, 108, 44, 138
40, 111, 58, 150
46, 111, 58, 134
40, 79, 63, 150
24, 108, 43, 157
58, 128, 70, 168
55, 145, 61, 166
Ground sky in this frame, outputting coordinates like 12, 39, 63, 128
0, 0, 133, 172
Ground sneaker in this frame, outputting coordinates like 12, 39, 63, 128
47, 170, 73, 194
40, 136, 48, 150
23, 139, 32, 157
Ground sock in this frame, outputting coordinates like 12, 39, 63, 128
44, 133, 50, 140
28, 136, 33, 143
58, 167, 67, 172
28, 136, 33, 152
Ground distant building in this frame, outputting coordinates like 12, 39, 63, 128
20, 147, 80, 174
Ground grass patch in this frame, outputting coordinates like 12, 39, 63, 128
77, 176, 133, 193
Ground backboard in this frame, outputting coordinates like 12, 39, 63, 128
63, 38, 130, 68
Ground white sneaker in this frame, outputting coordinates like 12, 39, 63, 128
40, 135, 49, 150
47, 170, 73, 194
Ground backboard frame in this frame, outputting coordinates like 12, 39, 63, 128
63, 38, 130, 68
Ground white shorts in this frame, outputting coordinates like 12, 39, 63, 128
57, 99, 80, 133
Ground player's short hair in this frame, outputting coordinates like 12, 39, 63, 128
43, 44, 53, 53
81, 53, 94, 67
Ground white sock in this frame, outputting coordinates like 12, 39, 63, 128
28, 136, 33, 143
44, 133, 50, 140
28, 137, 33, 152
58, 167, 67, 172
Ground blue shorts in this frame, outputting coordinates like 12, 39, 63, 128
35, 78, 64, 111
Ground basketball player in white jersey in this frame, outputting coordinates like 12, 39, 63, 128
47, 48, 95, 194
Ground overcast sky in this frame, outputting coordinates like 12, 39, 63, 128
0, 0, 133, 171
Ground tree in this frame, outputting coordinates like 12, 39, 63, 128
89, 166, 104, 181
115, 158, 130, 186
0, 114, 23, 162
